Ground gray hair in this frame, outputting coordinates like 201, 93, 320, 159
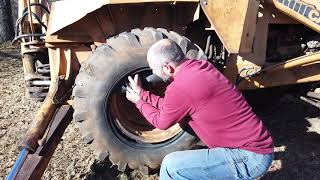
147, 39, 185, 66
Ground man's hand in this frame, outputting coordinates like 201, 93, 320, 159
125, 74, 142, 103
126, 86, 140, 103
128, 74, 142, 94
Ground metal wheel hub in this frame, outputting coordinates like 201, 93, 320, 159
109, 70, 182, 143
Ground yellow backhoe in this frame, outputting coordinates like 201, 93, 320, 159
7, 0, 320, 179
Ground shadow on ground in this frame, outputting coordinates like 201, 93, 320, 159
254, 95, 320, 179
0, 51, 20, 59
0, 43, 20, 59
84, 160, 158, 180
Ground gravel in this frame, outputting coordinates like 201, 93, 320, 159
1, 43, 320, 180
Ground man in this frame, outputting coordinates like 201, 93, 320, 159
125, 39, 273, 180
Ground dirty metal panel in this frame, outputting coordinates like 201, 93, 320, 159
238, 3, 270, 66
47, 0, 199, 35
47, 0, 105, 35
46, 2, 198, 44
200, 0, 260, 54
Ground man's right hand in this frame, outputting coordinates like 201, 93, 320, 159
128, 74, 142, 95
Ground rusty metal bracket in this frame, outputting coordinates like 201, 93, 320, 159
9, 105, 73, 180
20, 75, 71, 152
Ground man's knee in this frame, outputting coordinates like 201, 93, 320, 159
161, 151, 183, 177
162, 151, 180, 169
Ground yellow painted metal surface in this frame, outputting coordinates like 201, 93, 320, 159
272, 0, 320, 33
239, 63, 320, 89
200, 0, 260, 53
224, 53, 320, 89
44, 0, 320, 90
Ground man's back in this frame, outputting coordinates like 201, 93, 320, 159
170, 59, 273, 154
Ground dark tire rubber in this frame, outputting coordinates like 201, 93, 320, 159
72, 27, 206, 174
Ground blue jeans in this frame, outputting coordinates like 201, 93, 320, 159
160, 148, 273, 180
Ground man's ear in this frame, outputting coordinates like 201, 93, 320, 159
163, 64, 174, 74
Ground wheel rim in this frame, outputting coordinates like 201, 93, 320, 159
108, 68, 182, 144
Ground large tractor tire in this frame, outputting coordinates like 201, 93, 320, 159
72, 28, 206, 174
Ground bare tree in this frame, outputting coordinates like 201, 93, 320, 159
11, 0, 18, 26
0, 0, 14, 42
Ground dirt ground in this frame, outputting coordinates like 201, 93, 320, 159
1, 43, 320, 180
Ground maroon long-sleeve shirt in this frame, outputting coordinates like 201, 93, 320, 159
135, 59, 273, 154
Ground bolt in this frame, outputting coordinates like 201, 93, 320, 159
202, 0, 208, 5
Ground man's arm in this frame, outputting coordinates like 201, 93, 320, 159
139, 89, 164, 109
136, 86, 192, 130
126, 74, 164, 108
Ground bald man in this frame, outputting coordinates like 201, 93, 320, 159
125, 39, 274, 180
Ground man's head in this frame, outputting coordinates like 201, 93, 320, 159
147, 39, 185, 82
